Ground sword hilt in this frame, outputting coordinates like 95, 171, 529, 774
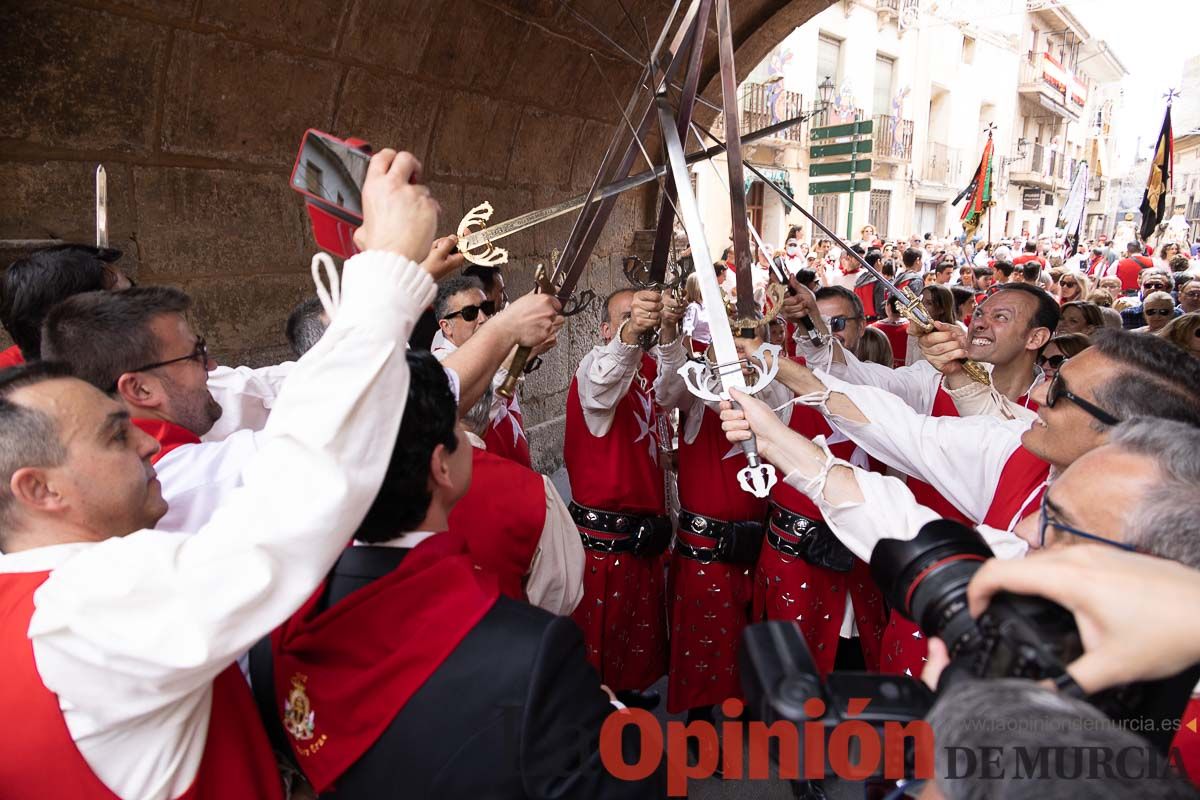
498, 265, 556, 400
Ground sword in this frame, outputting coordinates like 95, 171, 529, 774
657, 93, 779, 498
95, 165, 108, 249
693, 123, 991, 386
455, 112, 809, 267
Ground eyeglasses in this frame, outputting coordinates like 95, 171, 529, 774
1037, 353, 1067, 371
1038, 494, 1138, 552
110, 338, 209, 392
1143, 308, 1173, 317
1044, 371, 1121, 426
1182, 291, 1200, 300
1060, 281, 1077, 288
827, 315, 862, 333
444, 301, 496, 322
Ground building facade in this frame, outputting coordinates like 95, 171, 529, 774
695, 0, 1127, 255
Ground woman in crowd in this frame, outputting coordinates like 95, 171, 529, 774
1136, 291, 1177, 334
1159, 312, 1200, 358
855, 326, 894, 368
1036, 332, 1090, 382
1058, 301, 1104, 336
951, 285, 977, 326
905, 284, 959, 366
1057, 272, 1090, 304
681, 272, 712, 354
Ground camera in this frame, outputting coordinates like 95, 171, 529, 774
741, 519, 1200, 776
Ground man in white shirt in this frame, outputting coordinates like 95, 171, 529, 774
0, 147, 440, 799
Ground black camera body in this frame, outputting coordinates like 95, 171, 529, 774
740, 519, 1200, 777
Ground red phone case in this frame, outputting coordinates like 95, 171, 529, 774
290, 129, 371, 259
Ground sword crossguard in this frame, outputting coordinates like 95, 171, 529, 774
897, 287, 991, 387
457, 201, 510, 267
737, 451, 777, 497
677, 342, 782, 402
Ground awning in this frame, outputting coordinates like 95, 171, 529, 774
745, 166, 794, 198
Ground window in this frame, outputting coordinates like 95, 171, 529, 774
874, 55, 895, 116
962, 35, 976, 64
869, 190, 891, 238
814, 194, 839, 236
817, 35, 841, 88
747, 182, 765, 241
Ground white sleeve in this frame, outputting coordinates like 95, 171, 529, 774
793, 336, 939, 413
682, 304, 698, 337
523, 477, 585, 616
943, 379, 1039, 423
150, 431, 263, 533
652, 336, 689, 413
29, 251, 434, 794
808, 370, 1026, 522
202, 362, 295, 441
576, 339, 643, 438
805, 466, 1029, 562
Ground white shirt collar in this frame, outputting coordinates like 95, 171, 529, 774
353, 531, 439, 549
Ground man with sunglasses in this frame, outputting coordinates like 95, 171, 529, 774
432, 275, 531, 467
1120, 268, 1177, 329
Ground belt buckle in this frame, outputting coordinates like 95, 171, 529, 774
613, 514, 630, 533
689, 514, 708, 533
792, 517, 813, 537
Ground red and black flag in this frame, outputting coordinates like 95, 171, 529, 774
954, 133, 994, 239
1138, 105, 1173, 241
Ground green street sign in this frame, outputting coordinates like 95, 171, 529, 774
810, 120, 874, 140
809, 140, 873, 158
808, 178, 872, 195
810, 159, 872, 177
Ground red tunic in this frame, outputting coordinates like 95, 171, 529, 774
757, 403, 888, 676
0, 344, 25, 368
1116, 255, 1152, 293
881, 442, 1051, 679
869, 319, 909, 368
483, 396, 532, 468
564, 355, 668, 692
0, 571, 281, 800
447, 447, 546, 603
667, 404, 767, 713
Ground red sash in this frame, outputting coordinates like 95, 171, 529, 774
133, 418, 202, 464
982, 445, 1051, 531
272, 533, 498, 792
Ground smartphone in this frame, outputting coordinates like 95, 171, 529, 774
290, 130, 372, 258
289, 129, 372, 223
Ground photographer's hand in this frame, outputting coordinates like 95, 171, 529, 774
421, 234, 465, 280
353, 149, 439, 264
967, 546, 1200, 693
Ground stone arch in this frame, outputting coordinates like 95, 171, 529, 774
0, 0, 833, 467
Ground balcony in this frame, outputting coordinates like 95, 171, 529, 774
736, 81, 805, 143
877, 0, 919, 30
873, 114, 913, 162
1018, 51, 1086, 121
1009, 142, 1071, 191
923, 141, 962, 186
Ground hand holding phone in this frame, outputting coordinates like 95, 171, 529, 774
352, 149, 439, 263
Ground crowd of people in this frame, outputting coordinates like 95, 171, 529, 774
1, 147, 1199, 799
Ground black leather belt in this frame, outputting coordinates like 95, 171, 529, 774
767, 505, 854, 572
569, 502, 671, 557
675, 509, 764, 566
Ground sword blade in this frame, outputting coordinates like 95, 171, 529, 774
458, 112, 808, 254
714, 0, 755, 320
95, 165, 108, 249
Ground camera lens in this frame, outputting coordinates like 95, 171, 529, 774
869, 520, 994, 657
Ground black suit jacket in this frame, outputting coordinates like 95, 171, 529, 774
316, 546, 665, 800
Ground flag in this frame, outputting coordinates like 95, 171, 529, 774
1138, 105, 1173, 241
1059, 160, 1089, 257
954, 134, 994, 239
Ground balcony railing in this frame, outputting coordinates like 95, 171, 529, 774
1008, 144, 1074, 189
923, 141, 962, 185
737, 81, 805, 143
873, 114, 913, 161
1018, 51, 1087, 114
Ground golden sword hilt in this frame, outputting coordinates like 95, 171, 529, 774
897, 287, 990, 386
498, 264, 556, 399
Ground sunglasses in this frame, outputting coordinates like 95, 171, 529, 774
1038, 494, 1138, 551
1143, 284, 1171, 292
444, 301, 496, 322
827, 315, 862, 333
1044, 371, 1121, 426
1037, 353, 1067, 370
1060, 281, 1077, 288
109, 338, 209, 393
1143, 308, 1173, 317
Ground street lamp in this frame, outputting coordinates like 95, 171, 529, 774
818, 75, 836, 109
1015, 137, 1030, 158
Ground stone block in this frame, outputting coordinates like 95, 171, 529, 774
419, 0, 525, 93
0, 3, 167, 152
568, 119, 617, 191
102, 0, 194, 19
332, 69, 440, 163
198, 0, 348, 53
339, 0, 440, 74
502, 26, 590, 110
527, 411, 567, 475
428, 90, 522, 181
178, 271, 316, 356
0, 161, 139, 269
132, 166, 309, 280
506, 108, 583, 189
161, 32, 340, 166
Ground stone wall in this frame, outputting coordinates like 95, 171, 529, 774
0, 0, 829, 472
